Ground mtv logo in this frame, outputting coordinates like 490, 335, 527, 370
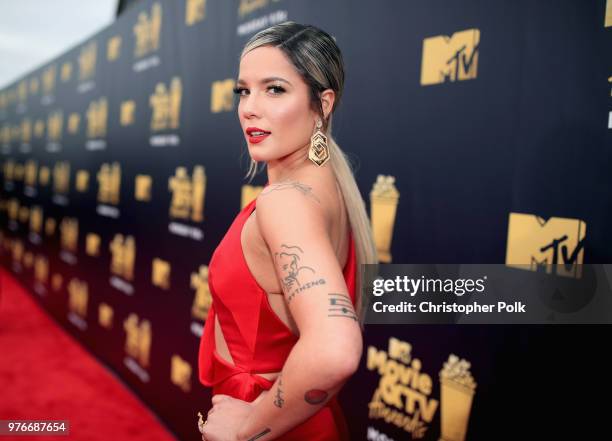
505, 212, 586, 278
420, 28, 480, 86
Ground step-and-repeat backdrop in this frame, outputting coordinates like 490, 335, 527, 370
1, 1, 611, 440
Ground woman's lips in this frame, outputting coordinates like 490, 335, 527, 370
248, 133, 270, 144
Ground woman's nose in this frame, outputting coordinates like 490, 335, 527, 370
240, 94, 260, 119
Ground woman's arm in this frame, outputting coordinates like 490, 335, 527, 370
234, 182, 363, 440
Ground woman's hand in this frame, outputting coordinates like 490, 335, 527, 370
201, 394, 254, 441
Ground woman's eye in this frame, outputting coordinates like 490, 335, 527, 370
233, 87, 248, 97
268, 85, 285, 95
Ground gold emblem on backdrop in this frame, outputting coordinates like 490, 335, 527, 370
68, 113, 80, 134
13, 163, 24, 180
191, 265, 212, 320
124, 313, 152, 367
439, 355, 477, 441
420, 29, 480, 86
45, 218, 56, 236
87, 97, 108, 138
99, 303, 114, 329
133, 2, 162, 58
39, 166, 50, 186
2, 161, 14, 182
152, 258, 171, 289
34, 119, 45, 138
30, 206, 43, 233
186, 0, 206, 25
76, 170, 89, 192
606, 0, 612, 27
505, 212, 586, 278
51, 273, 63, 292
170, 355, 192, 392
135, 175, 152, 201
21, 119, 32, 144
23, 251, 33, 268
53, 161, 70, 194
47, 110, 63, 143
68, 278, 88, 318
8, 198, 18, 221
107, 36, 122, 61
240, 185, 264, 209
61, 62, 72, 82
120, 100, 136, 126
110, 234, 136, 280
11, 125, 20, 143
370, 175, 399, 263
18, 80, 28, 103
11, 240, 23, 264
150, 77, 182, 131
97, 162, 121, 204
60, 217, 79, 252
18, 206, 29, 223
211, 79, 235, 113
0, 125, 10, 145
34, 255, 49, 284
79, 41, 97, 81
168, 166, 206, 222
30, 77, 39, 95
86, 233, 101, 256
42, 65, 56, 95
24, 160, 37, 187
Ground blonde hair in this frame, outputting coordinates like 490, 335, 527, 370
240, 22, 378, 324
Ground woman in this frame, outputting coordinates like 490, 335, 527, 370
198, 21, 377, 441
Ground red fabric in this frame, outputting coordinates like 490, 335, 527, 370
198, 193, 356, 440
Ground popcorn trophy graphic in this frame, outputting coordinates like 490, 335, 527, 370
369, 175, 399, 263
439, 355, 477, 441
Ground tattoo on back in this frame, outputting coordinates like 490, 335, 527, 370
274, 244, 325, 302
260, 181, 321, 204
304, 389, 329, 405
327, 293, 358, 321
273, 374, 284, 408
247, 428, 271, 441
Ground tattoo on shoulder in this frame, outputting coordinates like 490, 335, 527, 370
304, 389, 329, 405
247, 428, 271, 441
261, 181, 321, 204
274, 244, 326, 302
273, 374, 284, 408
328, 293, 358, 321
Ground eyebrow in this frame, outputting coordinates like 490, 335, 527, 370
236, 77, 291, 86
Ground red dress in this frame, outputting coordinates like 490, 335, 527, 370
198, 192, 357, 440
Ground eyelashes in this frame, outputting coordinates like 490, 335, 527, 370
232, 85, 286, 96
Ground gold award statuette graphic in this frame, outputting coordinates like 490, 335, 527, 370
150, 77, 182, 130
134, 2, 162, 58
186, 0, 206, 26
68, 279, 89, 319
505, 212, 586, 278
606, 0, 612, 27
124, 313, 152, 367
168, 166, 206, 222
420, 29, 480, 86
211, 79, 235, 113
79, 41, 97, 81
370, 175, 399, 263
438, 355, 477, 441
171, 354, 192, 392
110, 234, 136, 280
191, 265, 212, 320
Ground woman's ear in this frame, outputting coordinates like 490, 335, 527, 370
320, 89, 336, 120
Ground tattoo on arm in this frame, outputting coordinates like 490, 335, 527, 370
273, 374, 284, 408
261, 181, 321, 204
304, 389, 329, 405
274, 244, 326, 302
328, 293, 358, 321
247, 428, 271, 441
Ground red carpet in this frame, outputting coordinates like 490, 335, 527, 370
0, 268, 178, 441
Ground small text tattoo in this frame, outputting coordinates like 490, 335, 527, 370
247, 428, 271, 441
304, 389, 329, 405
273, 374, 284, 408
328, 293, 358, 321
261, 181, 321, 203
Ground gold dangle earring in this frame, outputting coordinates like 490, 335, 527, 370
308, 118, 330, 167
